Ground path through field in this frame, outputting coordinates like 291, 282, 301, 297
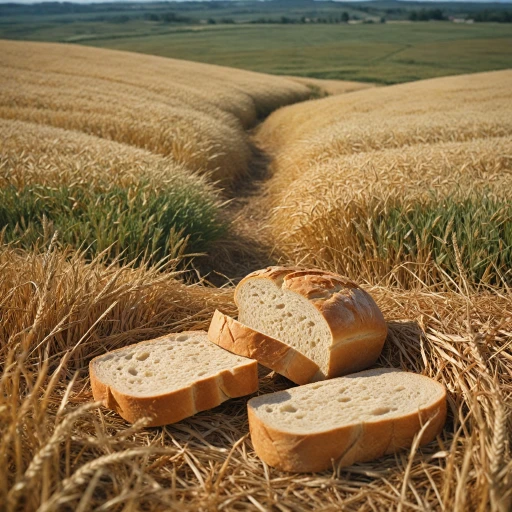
201, 79, 377, 282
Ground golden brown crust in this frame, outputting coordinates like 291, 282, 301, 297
248, 373, 447, 472
89, 331, 258, 427
208, 310, 320, 385
235, 267, 388, 378
248, 407, 362, 472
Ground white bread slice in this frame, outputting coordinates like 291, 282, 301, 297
235, 267, 387, 379
208, 310, 321, 385
248, 368, 447, 472
90, 331, 258, 426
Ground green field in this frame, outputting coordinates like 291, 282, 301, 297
84, 23, 512, 83
1, 1, 512, 83
2, 21, 512, 83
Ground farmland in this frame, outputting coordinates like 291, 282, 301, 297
256, 70, 512, 286
82, 23, 512, 84
1, 37, 511, 512
1, 1, 512, 83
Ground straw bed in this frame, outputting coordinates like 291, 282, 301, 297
1, 242, 510, 510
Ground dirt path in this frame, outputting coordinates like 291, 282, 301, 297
203, 78, 376, 284
203, 141, 277, 284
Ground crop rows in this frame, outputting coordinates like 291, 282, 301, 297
1, 40, 311, 184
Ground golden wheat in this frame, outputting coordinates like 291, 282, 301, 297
257, 69, 512, 156
255, 70, 512, 284
2, 42, 511, 511
268, 136, 512, 205
267, 137, 512, 275
0, 118, 214, 191
287, 76, 376, 96
0, 242, 234, 367
0, 40, 312, 184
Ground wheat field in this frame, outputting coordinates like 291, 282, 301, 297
257, 70, 512, 157
1, 41, 511, 511
256, 70, 512, 286
286, 76, 376, 97
0, 40, 312, 184
1, 118, 210, 189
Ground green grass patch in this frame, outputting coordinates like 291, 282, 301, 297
358, 196, 512, 285
0, 182, 226, 265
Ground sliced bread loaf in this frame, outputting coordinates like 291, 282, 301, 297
208, 310, 321, 385
248, 368, 447, 472
235, 267, 387, 379
90, 331, 258, 426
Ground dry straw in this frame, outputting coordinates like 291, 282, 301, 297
0, 239, 510, 511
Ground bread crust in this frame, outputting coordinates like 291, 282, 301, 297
208, 310, 320, 385
248, 371, 447, 472
235, 267, 388, 378
90, 331, 259, 427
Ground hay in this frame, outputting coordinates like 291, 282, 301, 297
1, 242, 510, 510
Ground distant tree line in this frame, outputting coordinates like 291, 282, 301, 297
144, 12, 192, 24
207, 18, 236, 24
2, 1, 512, 26
1, 2, 102, 15
408, 9, 446, 22
473, 10, 512, 23
249, 13, 356, 24
408, 8, 512, 23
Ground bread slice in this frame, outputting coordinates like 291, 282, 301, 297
235, 267, 388, 380
90, 331, 258, 426
208, 310, 321, 385
248, 368, 447, 472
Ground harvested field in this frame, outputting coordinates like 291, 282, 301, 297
1, 42, 511, 512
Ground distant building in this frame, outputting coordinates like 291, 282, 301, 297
450, 17, 474, 24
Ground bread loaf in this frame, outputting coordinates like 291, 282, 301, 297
90, 331, 258, 426
235, 267, 387, 379
208, 310, 321, 384
248, 368, 447, 472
